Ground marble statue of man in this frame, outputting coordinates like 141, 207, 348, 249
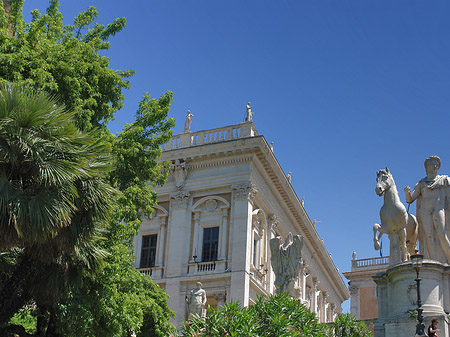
270, 233, 304, 297
246, 102, 253, 122
404, 155, 450, 263
186, 282, 207, 319
184, 110, 194, 133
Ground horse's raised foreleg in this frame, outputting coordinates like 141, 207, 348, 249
398, 227, 408, 261
373, 223, 383, 250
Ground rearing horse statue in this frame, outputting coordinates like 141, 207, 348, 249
373, 168, 418, 262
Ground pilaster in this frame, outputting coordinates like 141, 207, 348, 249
166, 191, 191, 277
229, 182, 257, 306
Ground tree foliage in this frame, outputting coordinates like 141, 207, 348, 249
0, 81, 116, 333
0, 0, 133, 131
180, 293, 372, 337
330, 313, 372, 337
52, 91, 176, 337
180, 293, 329, 337
0, 1, 177, 336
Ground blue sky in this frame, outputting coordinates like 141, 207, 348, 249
24, 0, 450, 312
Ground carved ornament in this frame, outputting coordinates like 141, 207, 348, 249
170, 191, 190, 209
232, 182, 257, 201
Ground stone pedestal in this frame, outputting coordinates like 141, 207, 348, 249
374, 260, 450, 337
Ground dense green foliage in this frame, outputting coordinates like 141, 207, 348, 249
52, 91, 176, 337
0, 1, 177, 336
0, 82, 116, 332
0, 0, 133, 131
330, 313, 373, 337
181, 293, 328, 337
180, 293, 372, 337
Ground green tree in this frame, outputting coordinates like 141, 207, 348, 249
0, 0, 133, 131
0, 82, 116, 329
0, 1, 177, 335
52, 92, 176, 337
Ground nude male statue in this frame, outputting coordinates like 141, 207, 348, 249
404, 155, 450, 263
186, 282, 207, 319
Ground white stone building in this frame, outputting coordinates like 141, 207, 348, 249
343, 254, 389, 321
133, 119, 349, 327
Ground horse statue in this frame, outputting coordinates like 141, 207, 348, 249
373, 167, 418, 262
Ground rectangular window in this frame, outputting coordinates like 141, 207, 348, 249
202, 227, 219, 262
140, 234, 158, 268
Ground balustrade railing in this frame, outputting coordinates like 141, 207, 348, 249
163, 122, 258, 150
137, 266, 165, 279
188, 260, 227, 275
352, 256, 389, 269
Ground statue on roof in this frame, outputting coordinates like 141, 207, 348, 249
184, 110, 194, 133
246, 102, 253, 122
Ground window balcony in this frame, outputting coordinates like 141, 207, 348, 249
187, 260, 228, 275
137, 266, 165, 279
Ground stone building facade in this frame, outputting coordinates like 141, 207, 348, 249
343, 253, 389, 330
133, 119, 349, 327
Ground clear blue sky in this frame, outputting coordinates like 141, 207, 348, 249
24, 0, 450, 312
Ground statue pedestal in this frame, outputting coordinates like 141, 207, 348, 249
374, 261, 450, 337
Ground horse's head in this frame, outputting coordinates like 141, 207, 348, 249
375, 167, 394, 196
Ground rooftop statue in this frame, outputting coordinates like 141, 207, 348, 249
186, 282, 207, 319
270, 233, 303, 298
404, 155, 450, 264
184, 110, 194, 133
245, 102, 253, 122
373, 168, 418, 263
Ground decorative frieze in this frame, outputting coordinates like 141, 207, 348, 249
170, 191, 190, 209
232, 182, 257, 201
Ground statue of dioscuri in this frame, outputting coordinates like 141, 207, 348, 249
186, 282, 207, 319
270, 233, 304, 298
404, 155, 450, 264
373, 167, 418, 263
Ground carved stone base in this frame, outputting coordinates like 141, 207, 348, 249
374, 261, 450, 337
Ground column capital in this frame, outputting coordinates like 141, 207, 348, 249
170, 190, 190, 209
348, 284, 359, 295
232, 182, 257, 201
221, 207, 229, 217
